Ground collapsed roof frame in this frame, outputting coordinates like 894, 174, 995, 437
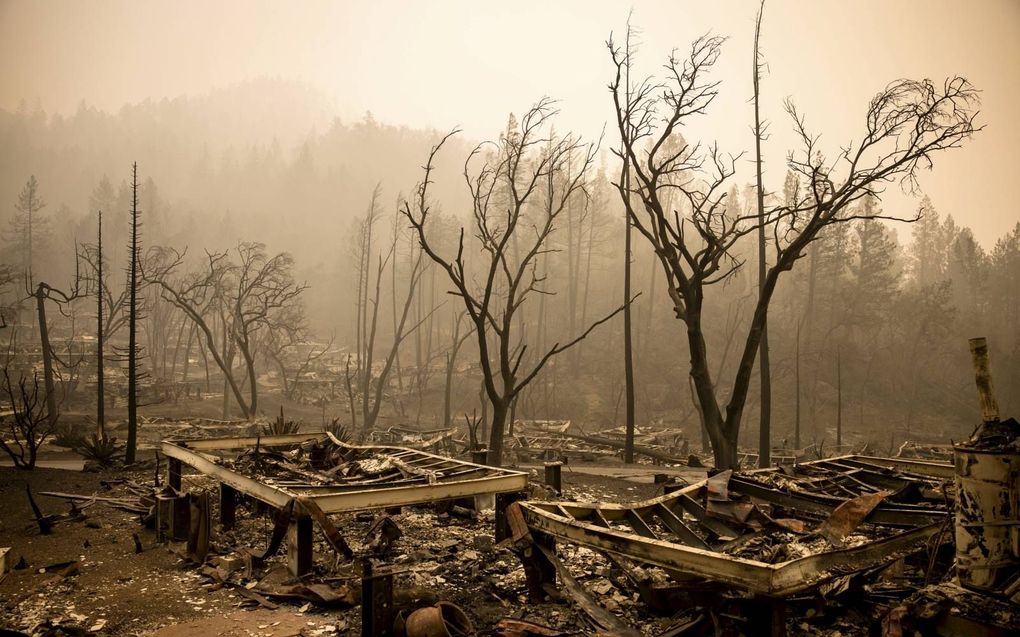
160, 432, 529, 512
517, 455, 954, 598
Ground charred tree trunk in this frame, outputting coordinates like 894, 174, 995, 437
753, 0, 771, 468
126, 162, 141, 463
794, 322, 801, 450
96, 211, 106, 435
35, 284, 58, 428
486, 399, 509, 467
836, 346, 843, 448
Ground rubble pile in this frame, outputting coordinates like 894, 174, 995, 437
2, 415, 1018, 636
510, 454, 1019, 635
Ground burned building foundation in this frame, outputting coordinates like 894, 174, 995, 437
158, 432, 529, 576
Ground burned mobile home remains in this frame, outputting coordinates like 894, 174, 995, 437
158, 432, 528, 575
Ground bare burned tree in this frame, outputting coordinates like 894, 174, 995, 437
232, 243, 306, 416
28, 260, 85, 429
357, 202, 431, 434
263, 306, 335, 401
145, 242, 306, 419
405, 101, 628, 466
610, 32, 980, 468
0, 264, 16, 329
443, 311, 475, 429
0, 367, 52, 469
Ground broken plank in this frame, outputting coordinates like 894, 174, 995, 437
534, 543, 642, 637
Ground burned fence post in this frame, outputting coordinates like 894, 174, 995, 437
495, 490, 526, 543
747, 597, 788, 637
470, 448, 495, 512
471, 448, 488, 465
187, 491, 211, 564
544, 461, 562, 495
506, 501, 555, 602
287, 510, 313, 577
168, 457, 182, 492
361, 559, 394, 637
521, 532, 557, 602
219, 483, 237, 531
157, 491, 191, 543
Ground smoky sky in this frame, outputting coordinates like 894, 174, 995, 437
1, 0, 1017, 246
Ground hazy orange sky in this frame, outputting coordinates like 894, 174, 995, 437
1, 0, 1017, 246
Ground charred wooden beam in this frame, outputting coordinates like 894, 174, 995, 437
544, 461, 562, 494
361, 559, 394, 637
287, 511, 313, 577
187, 491, 210, 564
168, 457, 182, 491
219, 483, 237, 530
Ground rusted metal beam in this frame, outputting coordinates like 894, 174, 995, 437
673, 493, 741, 539
533, 543, 641, 637
308, 473, 528, 512
728, 475, 945, 527
521, 503, 946, 597
626, 509, 657, 539
174, 432, 324, 450
653, 502, 711, 550
160, 438, 528, 514
831, 455, 955, 480
162, 441, 293, 508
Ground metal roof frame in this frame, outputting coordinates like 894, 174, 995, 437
161, 432, 528, 513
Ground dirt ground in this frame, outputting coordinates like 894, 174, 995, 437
0, 460, 676, 636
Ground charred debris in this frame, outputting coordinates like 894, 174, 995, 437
1, 340, 1017, 637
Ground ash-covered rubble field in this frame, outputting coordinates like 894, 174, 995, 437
1, 422, 1018, 637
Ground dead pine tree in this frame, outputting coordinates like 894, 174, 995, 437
125, 162, 143, 464
0, 265, 14, 329
96, 210, 106, 436
609, 30, 980, 469
9, 175, 49, 288
81, 215, 130, 432
404, 102, 629, 466
359, 210, 429, 434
